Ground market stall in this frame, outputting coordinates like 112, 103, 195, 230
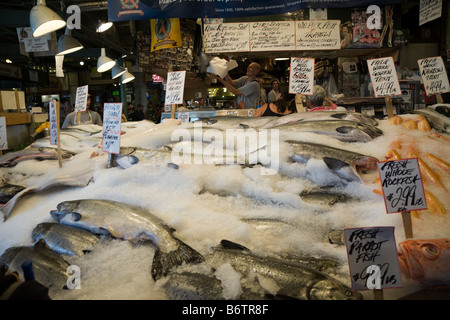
0, 1, 449, 303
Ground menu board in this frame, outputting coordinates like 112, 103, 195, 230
418, 56, 450, 95
344, 226, 403, 291
102, 103, 122, 154
203, 23, 250, 53
165, 71, 186, 105
377, 158, 427, 214
49, 100, 58, 146
289, 57, 315, 95
0, 117, 7, 150
296, 20, 341, 50
204, 20, 342, 53
367, 57, 401, 97
75, 85, 89, 112
250, 21, 295, 51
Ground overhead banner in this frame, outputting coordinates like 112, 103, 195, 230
108, 0, 403, 21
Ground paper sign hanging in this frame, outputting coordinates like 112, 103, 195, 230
49, 101, 58, 146
377, 158, 427, 214
150, 18, 182, 52
419, 0, 442, 26
165, 71, 186, 105
75, 85, 89, 112
344, 226, 403, 291
289, 57, 315, 95
367, 57, 401, 97
0, 117, 7, 150
417, 56, 450, 96
102, 103, 122, 154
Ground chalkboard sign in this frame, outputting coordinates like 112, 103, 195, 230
102, 103, 122, 154
344, 226, 403, 291
49, 100, 58, 146
289, 57, 315, 95
165, 71, 186, 105
0, 117, 7, 150
377, 158, 427, 214
418, 56, 450, 96
296, 20, 340, 50
75, 85, 89, 112
204, 23, 250, 53
367, 57, 401, 97
250, 21, 295, 52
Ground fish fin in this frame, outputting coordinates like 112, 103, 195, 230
220, 239, 250, 251
151, 239, 204, 281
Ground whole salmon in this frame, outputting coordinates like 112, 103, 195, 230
50, 199, 204, 280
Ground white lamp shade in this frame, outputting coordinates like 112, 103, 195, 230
97, 48, 115, 72
57, 30, 83, 55
97, 21, 113, 33
30, 3, 66, 37
121, 69, 135, 84
111, 65, 126, 79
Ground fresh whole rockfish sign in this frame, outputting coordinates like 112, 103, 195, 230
50, 199, 204, 280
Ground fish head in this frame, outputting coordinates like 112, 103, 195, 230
31, 222, 53, 243
335, 126, 372, 142
309, 279, 363, 300
397, 238, 450, 286
51, 201, 81, 222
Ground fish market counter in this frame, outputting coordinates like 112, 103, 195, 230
161, 109, 254, 122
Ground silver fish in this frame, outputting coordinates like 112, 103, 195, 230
50, 199, 204, 280
0, 244, 70, 289
299, 189, 353, 205
260, 111, 378, 129
273, 120, 383, 142
0, 147, 75, 167
205, 240, 362, 300
198, 116, 277, 129
286, 140, 379, 183
32, 222, 101, 256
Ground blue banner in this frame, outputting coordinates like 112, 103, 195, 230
108, 0, 402, 22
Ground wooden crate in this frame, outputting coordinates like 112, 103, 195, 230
0, 91, 30, 125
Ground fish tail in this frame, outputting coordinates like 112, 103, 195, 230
151, 239, 204, 281
1, 188, 31, 221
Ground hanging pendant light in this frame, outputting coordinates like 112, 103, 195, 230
57, 27, 83, 55
111, 61, 126, 79
96, 20, 113, 33
30, 0, 66, 37
121, 68, 135, 84
97, 48, 115, 73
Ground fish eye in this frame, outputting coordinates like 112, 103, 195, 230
421, 243, 439, 260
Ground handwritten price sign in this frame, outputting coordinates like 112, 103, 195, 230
418, 56, 450, 96
165, 71, 186, 105
75, 85, 89, 112
102, 103, 122, 154
344, 227, 402, 291
367, 57, 401, 97
377, 158, 427, 214
0, 117, 7, 150
289, 57, 315, 95
49, 101, 58, 146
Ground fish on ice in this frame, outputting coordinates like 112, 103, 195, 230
50, 199, 204, 280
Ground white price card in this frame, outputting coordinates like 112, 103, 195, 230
165, 71, 186, 105
75, 85, 89, 112
367, 57, 401, 97
289, 57, 315, 95
102, 103, 122, 154
345, 226, 403, 291
377, 158, 427, 214
49, 101, 58, 146
418, 56, 450, 96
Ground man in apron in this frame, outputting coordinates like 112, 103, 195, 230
62, 94, 103, 128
